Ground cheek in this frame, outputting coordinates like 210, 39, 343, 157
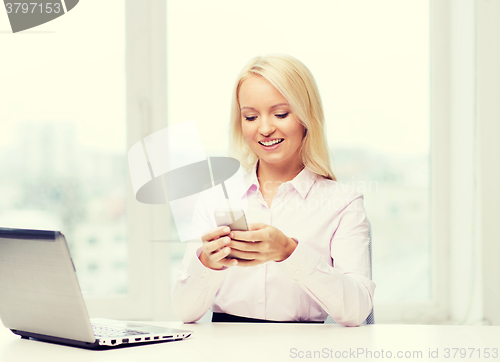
241, 121, 254, 141
286, 118, 305, 141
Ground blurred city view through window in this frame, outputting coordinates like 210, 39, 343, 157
0, 0, 429, 304
0, 2, 127, 295
167, 0, 430, 303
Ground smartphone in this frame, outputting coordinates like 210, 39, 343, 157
214, 208, 248, 260
214, 208, 248, 231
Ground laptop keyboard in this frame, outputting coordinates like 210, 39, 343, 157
92, 324, 149, 338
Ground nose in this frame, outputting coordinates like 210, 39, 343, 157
258, 115, 275, 137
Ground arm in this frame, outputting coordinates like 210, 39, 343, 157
276, 194, 375, 326
170, 194, 230, 323
170, 242, 229, 323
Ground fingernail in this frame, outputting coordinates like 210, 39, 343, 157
224, 238, 230, 244
224, 227, 230, 233
232, 260, 238, 266
229, 232, 233, 238
224, 247, 230, 254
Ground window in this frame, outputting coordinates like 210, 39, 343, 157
166, 0, 431, 321
0, 1, 158, 320
8, 0, 486, 324
0, 1, 127, 295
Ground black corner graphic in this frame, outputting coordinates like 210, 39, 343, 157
3, 0, 80, 33
64, 0, 78, 12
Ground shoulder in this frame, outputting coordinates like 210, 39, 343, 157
313, 176, 363, 197
311, 176, 364, 208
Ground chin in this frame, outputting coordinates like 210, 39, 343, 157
259, 155, 288, 164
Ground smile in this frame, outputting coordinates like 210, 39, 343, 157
258, 139, 284, 146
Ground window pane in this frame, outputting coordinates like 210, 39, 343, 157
0, 2, 127, 295
167, 0, 430, 303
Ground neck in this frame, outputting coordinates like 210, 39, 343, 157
257, 157, 304, 185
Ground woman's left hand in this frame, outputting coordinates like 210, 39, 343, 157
228, 223, 298, 267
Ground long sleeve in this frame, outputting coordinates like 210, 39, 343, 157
170, 192, 229, 323
275, 193, 375, 327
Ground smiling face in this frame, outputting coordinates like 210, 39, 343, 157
239, 75, 305, 171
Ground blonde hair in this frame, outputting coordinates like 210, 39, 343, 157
229, 54, 336, 181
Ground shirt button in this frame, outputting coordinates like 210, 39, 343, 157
258, 298, 264, 304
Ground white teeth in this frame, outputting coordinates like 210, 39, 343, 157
260, 139, 283, 146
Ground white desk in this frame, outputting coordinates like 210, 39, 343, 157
1, 322, 499, 362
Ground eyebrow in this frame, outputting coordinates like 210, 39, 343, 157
240, 103, 289, 111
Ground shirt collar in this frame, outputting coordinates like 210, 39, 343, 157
242, 160, 318, 199
241, 162, 260, 198
289, 165, 319, 199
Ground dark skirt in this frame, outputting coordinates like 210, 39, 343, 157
212, 312, 324, 324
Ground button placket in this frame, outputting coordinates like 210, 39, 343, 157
254, 264, 266, 318
257, 189, 268, 209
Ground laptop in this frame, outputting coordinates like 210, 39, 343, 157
0, 227, 192, 349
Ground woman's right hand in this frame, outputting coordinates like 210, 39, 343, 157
199, 226, 238, 270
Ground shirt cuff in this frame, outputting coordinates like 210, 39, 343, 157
275, 238, 321, 281
185, 246, 229, 287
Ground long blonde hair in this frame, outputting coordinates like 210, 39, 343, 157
229, 54, 336, 181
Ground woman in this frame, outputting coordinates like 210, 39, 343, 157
171, 54, 375, 326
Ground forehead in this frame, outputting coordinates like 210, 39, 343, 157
239, 75, 288, 106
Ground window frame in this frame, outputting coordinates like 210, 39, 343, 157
377, 0, 494, 324
85, 0, 172, 321
375, 0, 456, 325
477, 0, 500, 326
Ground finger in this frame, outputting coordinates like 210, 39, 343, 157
230, 229, 263, 242
205, 236, 231, 254
247, 222, 267, 231
230, 223, 267, 241
210, 246, 232, 262
202, 226, 231, 242
230, 239, 261, 252
228, 249, 259, 261
210, 248, 239, 268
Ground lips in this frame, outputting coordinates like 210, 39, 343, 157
258, 138, 284, 146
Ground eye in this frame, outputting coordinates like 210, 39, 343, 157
275, 113, 289, 119
244, 116, 257, 121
